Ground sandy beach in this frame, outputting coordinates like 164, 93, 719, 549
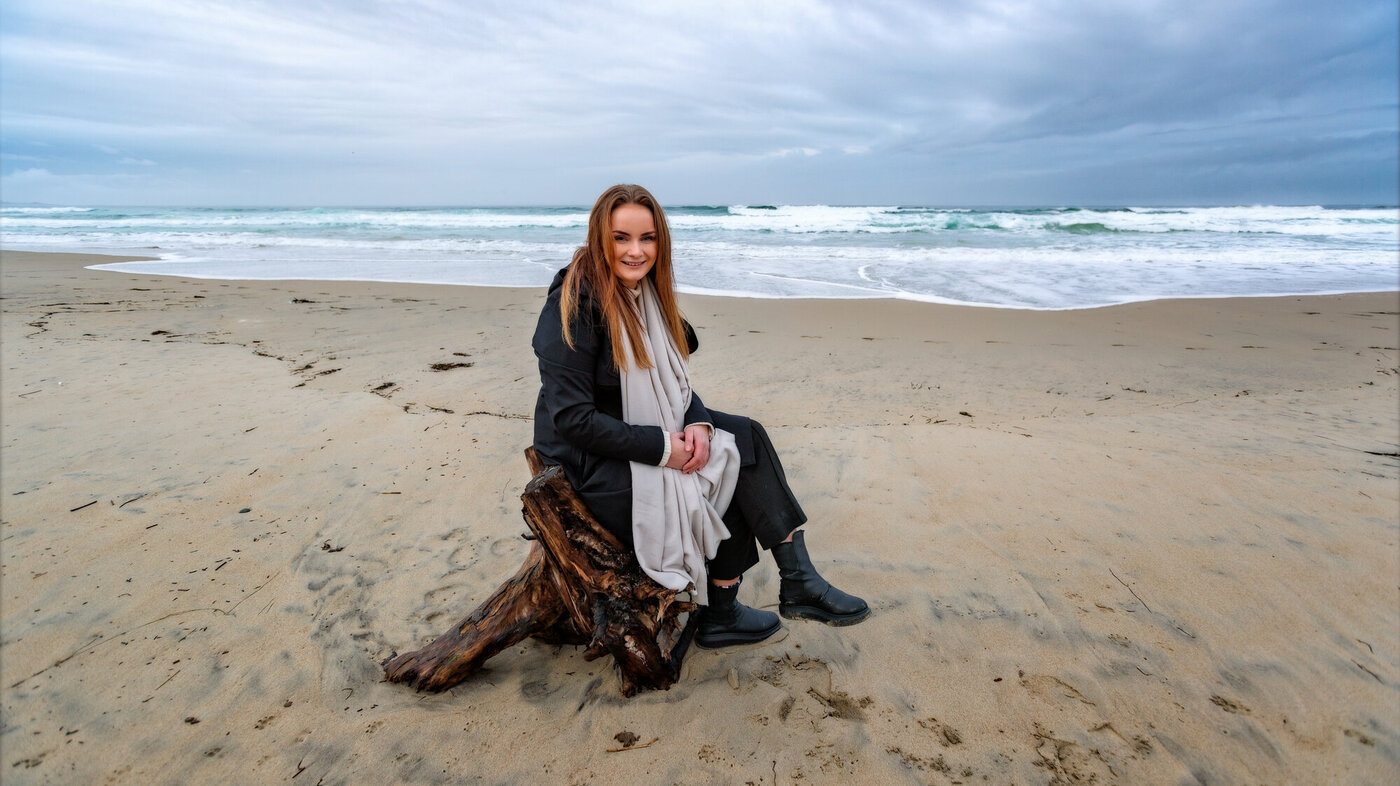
2, 249, 1396, 783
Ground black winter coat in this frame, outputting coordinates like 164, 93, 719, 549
531, 268, 754, 537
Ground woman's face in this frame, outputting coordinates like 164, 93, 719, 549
609, 203, 657, 290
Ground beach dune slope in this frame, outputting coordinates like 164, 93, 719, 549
2, 251, 1396, 784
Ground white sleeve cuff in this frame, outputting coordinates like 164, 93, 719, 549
658, 431, 672, 467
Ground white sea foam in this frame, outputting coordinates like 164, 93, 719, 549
3, 204, 1394, 310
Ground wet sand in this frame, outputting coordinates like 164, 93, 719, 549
2, 250, 1397, 783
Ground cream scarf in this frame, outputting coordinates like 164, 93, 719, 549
620, 279, 739, 605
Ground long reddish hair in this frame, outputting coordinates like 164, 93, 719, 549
561, 184, 688, 370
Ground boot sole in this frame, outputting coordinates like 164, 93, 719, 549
779, 604, 871, 626
694, 621, 785, 649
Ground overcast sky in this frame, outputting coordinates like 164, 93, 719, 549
2, 0, 1395, 207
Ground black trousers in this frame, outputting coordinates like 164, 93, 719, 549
593, 419, 807, 582
708, 419, 807, 581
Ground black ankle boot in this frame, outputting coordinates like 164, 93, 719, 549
772, 530, 870, 626
695, 579, 782, 648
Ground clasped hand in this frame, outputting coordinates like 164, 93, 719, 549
665, 424, 711, 473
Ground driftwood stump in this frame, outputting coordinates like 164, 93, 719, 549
382, 448, 698, 697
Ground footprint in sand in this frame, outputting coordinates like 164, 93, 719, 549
918, 716, 964, 747
1019, 672, 1096, 706
747, 654, 873, 724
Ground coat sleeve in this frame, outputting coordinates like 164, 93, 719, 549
684, 390, 711, 429
534, 293, 667, 466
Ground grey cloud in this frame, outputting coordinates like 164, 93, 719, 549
0, 0, 1393, 206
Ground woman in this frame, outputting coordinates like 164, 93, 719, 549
532, 184, 868, 648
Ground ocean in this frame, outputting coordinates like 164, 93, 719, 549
1, 204, 1395, 310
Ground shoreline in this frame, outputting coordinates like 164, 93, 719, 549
18, 248, 1400, 313
3, 249, 1396, 783
5, 202, 1393, 310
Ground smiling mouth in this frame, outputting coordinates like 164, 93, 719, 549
621, 259, 647, 267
